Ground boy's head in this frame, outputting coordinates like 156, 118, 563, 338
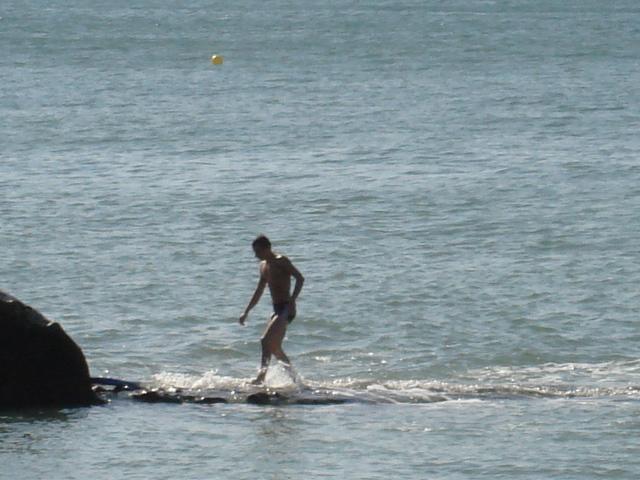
252, 235, 272, 259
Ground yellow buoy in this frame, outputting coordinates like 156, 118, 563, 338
211, 55, 224, 65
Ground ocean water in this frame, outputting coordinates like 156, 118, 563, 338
2, 0, 640, 478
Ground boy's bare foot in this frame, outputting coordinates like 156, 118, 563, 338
251, 368, 267, 385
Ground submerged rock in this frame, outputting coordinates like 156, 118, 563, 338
130, 388, 227, 404
132, 389, 184, 404
246, 389, 353, 405
0, 290, 100, 408
91, 377, 142, 392
246, 391, 288, 405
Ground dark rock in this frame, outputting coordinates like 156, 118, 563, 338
246, 391, 288, 405
131, 389, 183, 404
90, 377, 142, 392
130, 389, 228, 405
246, 389, 355, 406
0, 290, 100, 408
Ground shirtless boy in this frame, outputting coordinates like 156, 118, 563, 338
239, 235, 304, 384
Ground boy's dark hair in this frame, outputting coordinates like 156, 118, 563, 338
252, 235, 271, 250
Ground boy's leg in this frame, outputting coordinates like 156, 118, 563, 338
252, 312, 291, 384
252, 314, 277, 384
266, 314, 290, 364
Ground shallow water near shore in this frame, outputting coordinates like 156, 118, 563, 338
2, 0, 640, 478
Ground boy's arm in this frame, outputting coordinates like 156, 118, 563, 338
239, 274, 267, 325
286, 259, 305, 302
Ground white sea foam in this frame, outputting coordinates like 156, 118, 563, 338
152, 362, 302, 393
149, 360, 640, 404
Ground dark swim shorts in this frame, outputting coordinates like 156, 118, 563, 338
273, 302, 296, 323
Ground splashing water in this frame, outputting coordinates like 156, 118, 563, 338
144, 360, 640, 405
263, 362, 302, 390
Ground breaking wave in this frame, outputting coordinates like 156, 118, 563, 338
142, 360, 640, 405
